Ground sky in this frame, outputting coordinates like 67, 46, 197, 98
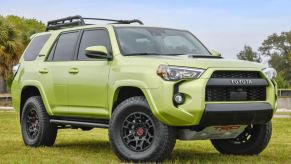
0, 0, 290, 59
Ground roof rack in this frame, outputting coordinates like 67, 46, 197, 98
46, 15, 144, 31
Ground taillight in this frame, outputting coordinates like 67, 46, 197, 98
12, 64, 20, 77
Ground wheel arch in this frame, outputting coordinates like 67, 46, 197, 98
108, 79, 164, 121
110, 86, 145, 115
20, 81, 52, 118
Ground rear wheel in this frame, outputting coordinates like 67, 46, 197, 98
21, 96, 58, 147
109, 96, 176, 162
211, 121, 272, 155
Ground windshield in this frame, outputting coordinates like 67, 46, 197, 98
115, 27, 211, 56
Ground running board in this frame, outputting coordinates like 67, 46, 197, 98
50, 119, 109, 129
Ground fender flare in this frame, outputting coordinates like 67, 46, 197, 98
108, 80, 162, 119
21, 80, 53, 115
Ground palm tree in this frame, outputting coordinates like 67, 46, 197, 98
0, 15, 45, 93
0, 18, 23, 92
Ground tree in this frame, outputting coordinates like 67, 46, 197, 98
0, 18, 23, 92
237, 45, 261, 62
259, 31, 291, 88
0, 15, 45, 92
275, 73, 289, 89
5, 15, 45, 45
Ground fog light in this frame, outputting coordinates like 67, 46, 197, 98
173, 93, 185, 105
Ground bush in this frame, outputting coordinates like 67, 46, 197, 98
275, 73, 289, 88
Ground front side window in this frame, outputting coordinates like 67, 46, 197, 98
77, 29, 111, 60
52, 31, 79, 61
115, 27, 210, 56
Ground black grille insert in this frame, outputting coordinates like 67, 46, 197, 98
211, 71, 261, 79
206, 86, 266, 101
206, 71, 267, 101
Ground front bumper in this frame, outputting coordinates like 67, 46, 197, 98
200, 102, 273, 126
144, 68, 277, 126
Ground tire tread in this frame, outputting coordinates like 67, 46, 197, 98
109, 96, 176, 162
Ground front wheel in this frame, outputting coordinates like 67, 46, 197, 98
109, 96, 176, 162
211, 121, 272, 155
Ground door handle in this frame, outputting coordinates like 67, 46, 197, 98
39, 68, 49, 74
68, 68, 79, 74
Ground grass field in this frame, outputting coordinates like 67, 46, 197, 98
1, 112, 291, 163
276, 112, 291, 116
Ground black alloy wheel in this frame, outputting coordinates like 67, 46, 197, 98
25, 108, 40, 139
121, 112, 155, 152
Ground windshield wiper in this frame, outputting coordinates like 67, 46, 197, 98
124, 53, 160, 56
124, 53, 184, 56
188, 54, 223, 58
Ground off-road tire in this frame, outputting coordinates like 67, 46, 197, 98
21, 96, 58, 147
109, 96, 176, 162
211, 121, 272, 155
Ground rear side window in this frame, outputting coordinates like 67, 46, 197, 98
53, 31, 80, 61
23, 34, 51, 61
77, 29, 111, 60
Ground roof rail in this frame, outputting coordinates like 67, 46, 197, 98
46, 15, 143, 31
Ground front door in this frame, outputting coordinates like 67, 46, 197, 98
67, 28, 112, 119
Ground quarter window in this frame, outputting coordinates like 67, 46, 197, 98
23, 34, 51, 61
77, 29, 111, 60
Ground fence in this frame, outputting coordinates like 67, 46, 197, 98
278, 89, 291, 97
277, 89, 291, 109
0, 94, 11, 101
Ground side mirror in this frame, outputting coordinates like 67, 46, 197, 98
85, 46, 111, 59
211, 50, 222, 57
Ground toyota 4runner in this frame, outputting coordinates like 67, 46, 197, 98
11, 15, 278, 162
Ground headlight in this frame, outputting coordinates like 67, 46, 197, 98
157, 65, 205, 81
262, 67, 277, 79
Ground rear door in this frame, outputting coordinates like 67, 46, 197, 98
66, 28, 112, 118
40, 31, 80, 115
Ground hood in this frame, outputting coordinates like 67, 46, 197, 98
123, 55, 264, 69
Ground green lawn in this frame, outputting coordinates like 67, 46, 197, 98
1, 112, 291, 163
276, 112, 291, 116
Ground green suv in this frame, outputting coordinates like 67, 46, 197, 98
11, 15, 278, 162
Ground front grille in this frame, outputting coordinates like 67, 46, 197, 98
206, 87, 266, 101
206, 71, 266, 101
211, 71, 261, 79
